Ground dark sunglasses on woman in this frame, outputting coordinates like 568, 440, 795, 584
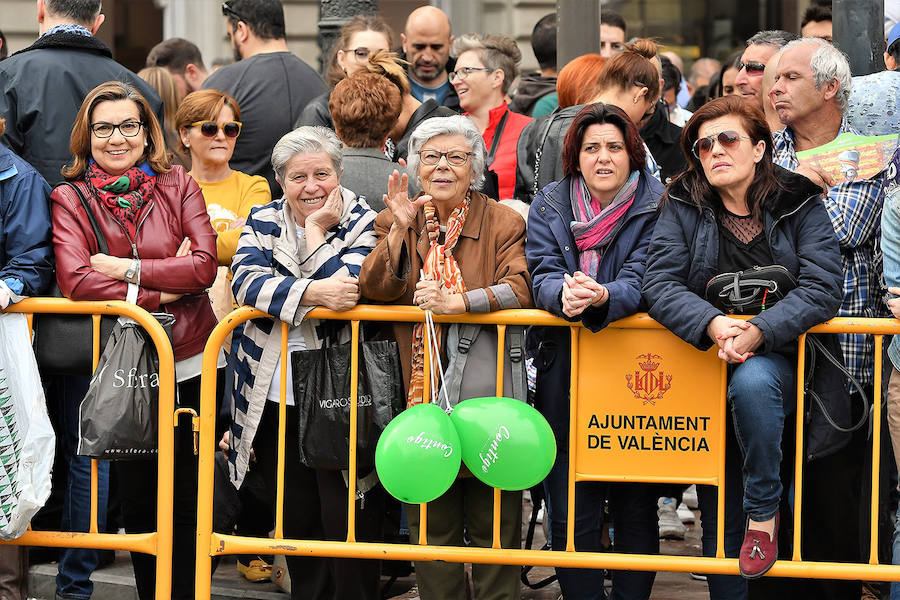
692, 130, 751, 159
190, 120, 243, 138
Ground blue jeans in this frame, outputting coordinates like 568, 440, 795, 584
728, 353, 795, 522
55, 375, 110, 600
544, 449, 658, 600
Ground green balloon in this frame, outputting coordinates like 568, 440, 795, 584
450, 397, 557, 491
375, 402, 461, 504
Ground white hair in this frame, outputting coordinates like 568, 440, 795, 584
271, 126, 343, 182
782, 37, 852, 115
406, 116, 486, 190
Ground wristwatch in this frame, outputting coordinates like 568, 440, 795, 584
124, 259, 138, 283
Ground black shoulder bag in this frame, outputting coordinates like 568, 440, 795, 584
481, 108, 509, 201
704, 264, 869, 435
33, 182, 118, 375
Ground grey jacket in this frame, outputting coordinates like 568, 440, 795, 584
340, 147, 416, 212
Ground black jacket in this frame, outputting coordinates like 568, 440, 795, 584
509, 74, 557, 116
639, 101, 687, 185
0, 32, 163, 186
391, 99, 456, 162
643, 167, 852, 460
297, 91, 333, 129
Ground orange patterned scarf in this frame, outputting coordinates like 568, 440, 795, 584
407, 192, 471, 407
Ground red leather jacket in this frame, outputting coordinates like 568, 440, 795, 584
51, 166, 218, 361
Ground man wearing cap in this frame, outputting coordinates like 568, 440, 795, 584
847, 21, 900, 136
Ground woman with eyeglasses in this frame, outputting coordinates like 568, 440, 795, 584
449, 33, 532, 201
50, 81, 221, 599
359, 115, 531, 600
298, 15, 394, 130
526, 102, 663, 600
642, 96, 844, 593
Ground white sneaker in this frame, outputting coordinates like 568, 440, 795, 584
683, 484, 699, 509
658, 497, 686, 539
677, 501, 695, 524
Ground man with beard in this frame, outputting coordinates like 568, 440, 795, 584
401, 5, 459, 111
202, 0, 326, 196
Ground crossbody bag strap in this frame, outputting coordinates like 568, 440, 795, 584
506, 325, 526, 402
64, 181, 109, 255
486, 108, 510, 167
532, 113, 556, 198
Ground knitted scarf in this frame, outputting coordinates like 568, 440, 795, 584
407, 191, 471, 407
87, 159, 156, 241
569, 171, 638, 279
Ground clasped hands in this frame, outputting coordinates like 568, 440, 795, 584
706, 315, 764, 364
561, 271, 608, 318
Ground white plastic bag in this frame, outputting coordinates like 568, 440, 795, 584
0, 312, 55, 539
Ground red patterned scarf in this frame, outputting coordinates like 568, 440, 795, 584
407, 192, 471, 407
87, 159, 156, 241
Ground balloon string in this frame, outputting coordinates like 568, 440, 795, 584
425, 309, 451, 413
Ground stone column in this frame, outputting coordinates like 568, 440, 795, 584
834, 0, 885, 75
317, 0, 378, 74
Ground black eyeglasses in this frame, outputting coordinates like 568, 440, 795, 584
448, 67, 492, 82
90, 120, 144, 139
343, 47, 379, 60
418, 150, 473, 166
691, 130, 752, 158
190, 120, 242, 138
221, 1, 244, 21
739, 61, 766, 74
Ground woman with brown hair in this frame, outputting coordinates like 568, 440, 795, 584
643, 96, 844, 590
329, 70, 412, 211
51, 80, 220, 600
137, 66, 190, 168
298, 15, 395, 130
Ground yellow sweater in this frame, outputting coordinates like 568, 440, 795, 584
191, 170, 271, 266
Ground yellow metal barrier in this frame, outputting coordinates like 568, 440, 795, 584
194, 306, 900, 599
2, 298, 177, 600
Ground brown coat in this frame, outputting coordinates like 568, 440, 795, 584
359, 190, 533, 387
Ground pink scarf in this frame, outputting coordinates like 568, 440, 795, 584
569, 172, 638, 278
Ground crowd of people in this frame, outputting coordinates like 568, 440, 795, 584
2, 1, 900, 600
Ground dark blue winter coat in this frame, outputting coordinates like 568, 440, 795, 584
642, 166, 851, 459
0, 144, 53, 297
526, 172, 664, 440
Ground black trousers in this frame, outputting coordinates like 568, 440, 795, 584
112, 370, 223, 600
251, 402, 384, 600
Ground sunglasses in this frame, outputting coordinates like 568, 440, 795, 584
221, 1, 244, 20
692, 130, 751, 158
190, 120, 243, 138
739, 61, 766, 74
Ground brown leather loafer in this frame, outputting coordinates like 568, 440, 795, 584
739, 512, 779, 579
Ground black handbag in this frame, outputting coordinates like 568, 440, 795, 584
704, 265, 798, 314
32, 182, 118, 375
292, 332, 404, 470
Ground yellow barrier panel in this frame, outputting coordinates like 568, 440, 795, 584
2, 298, 177, 600
194, 306, 900, 600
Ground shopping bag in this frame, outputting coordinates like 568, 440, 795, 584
0, 313, 55, 539
77, 314, 175, 460
293, 337, 404, 470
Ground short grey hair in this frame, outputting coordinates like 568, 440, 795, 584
451, 34, 522, 95
407, 116, 486, 190
746, 30, 799, 49
271, 126, 343, 182
782, 37, 852, 115
45, 0, 102, 25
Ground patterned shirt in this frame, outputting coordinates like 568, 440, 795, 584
773, 121, 889, 385
40, 24, 92, 38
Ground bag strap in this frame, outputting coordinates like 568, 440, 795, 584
63, 182, 109, 255
531, 113, 556, 199
506, 325, 526, 402
441, 322, 480, 408
804, 335, 869, 433
486, 109, 510, 167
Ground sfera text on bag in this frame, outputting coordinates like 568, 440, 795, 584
91, 364, 160, 389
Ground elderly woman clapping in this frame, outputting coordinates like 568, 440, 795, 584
359, 115, 532, 600
227, 126, 383, 599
